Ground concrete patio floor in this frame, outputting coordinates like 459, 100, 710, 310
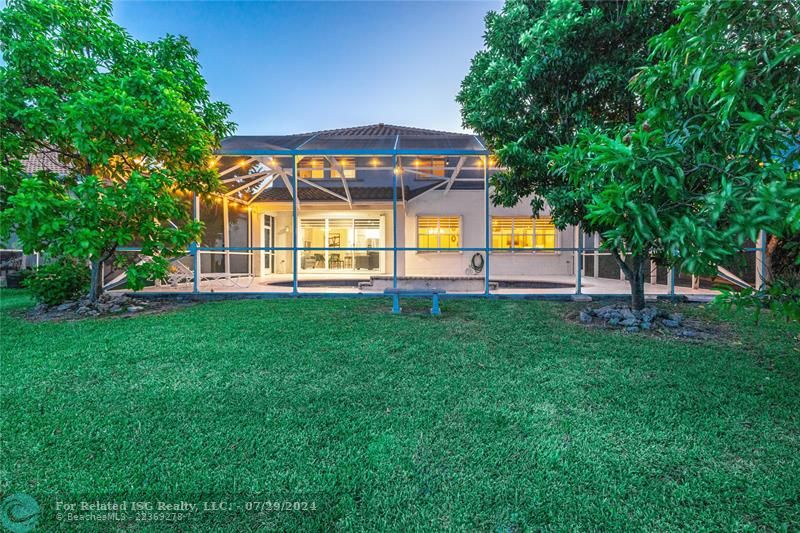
133, 273, 718, 299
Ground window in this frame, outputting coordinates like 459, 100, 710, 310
534, 217, 557, 250
412, 157, 446, 178
491, 216, 556, 251
330, 158, 355, 179
298, 157, 356, 179
298, 157, 324, 179
418, 216, 460, 250
300, 217, 383, 271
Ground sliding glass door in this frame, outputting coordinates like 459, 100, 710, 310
300, 216, 383, 273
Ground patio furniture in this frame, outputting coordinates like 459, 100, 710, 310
384, 288, 446, 316
355, 251, 379, 270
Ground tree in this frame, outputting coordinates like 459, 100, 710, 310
0, 0, 234, 300
458, 0, 676, 309
551, 0, 799, 309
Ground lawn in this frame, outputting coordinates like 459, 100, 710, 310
1, 290, 799, 531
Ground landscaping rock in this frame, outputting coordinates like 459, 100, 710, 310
641, 307, 658, 322
574, 303, 706, 340
595, 305, 615, 316
27, 293, 186, 322
55, 302, 76, 312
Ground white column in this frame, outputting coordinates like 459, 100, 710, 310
223, 198, 230, 275
755, 229, 768, 289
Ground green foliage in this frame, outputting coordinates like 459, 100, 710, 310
461, 0, 800, 310
716, 233, 800, 323
458, 0, 676, 308
553, 0, 799, 273
458, 0, 675, 222
716, 281, 800, 324
0, 0, 235, 298
22, 258, 90, 306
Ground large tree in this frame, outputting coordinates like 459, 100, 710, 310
458, 0, 676, 309
0, 0, 234, 300
550, 0, 799, 308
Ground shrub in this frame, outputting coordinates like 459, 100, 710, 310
23, 259, 90, 306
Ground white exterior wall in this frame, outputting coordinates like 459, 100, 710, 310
249, 190, 574, 279
402, 189, 574, 277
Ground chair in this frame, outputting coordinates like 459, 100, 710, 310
328, 253, 343, 269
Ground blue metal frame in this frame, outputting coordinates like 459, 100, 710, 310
484, 155, 490, 296
292, 155, 298, 294
392, 154, 398, 289
191, 191, 199, 294
217, 149, 490, 157
759, 229, 767, 290
575, 225, 583, 295
115, 147, 756, 302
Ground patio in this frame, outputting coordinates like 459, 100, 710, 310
135, 272, 719, 299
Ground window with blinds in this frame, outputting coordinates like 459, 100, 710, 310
299, 157, 356, 179
412, 157, 447, 178
491, 217, 556, 251
533, 218, 556, 250
298, 157, 324, 179
330, 158, 355, 179
417, 216, 461, 250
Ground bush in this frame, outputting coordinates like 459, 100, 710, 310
23, 259, 90, 306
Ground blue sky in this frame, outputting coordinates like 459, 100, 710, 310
113, 1, 501, 135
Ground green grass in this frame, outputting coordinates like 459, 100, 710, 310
2, 290, 799, 531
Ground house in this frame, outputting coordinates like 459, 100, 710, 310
195, 123, 583, 294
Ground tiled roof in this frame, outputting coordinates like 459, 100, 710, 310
220, 124, 486, 154
296, 123, 461, 137
21, 151, 72, 175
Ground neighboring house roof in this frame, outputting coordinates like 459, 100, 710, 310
220, 123, 487, 154
21, 151, 72, 175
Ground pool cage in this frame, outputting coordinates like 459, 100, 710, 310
79, 129, 768, 299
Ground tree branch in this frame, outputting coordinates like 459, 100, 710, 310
609, 248, 633, 280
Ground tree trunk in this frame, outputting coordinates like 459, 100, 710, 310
611, 250, 648, 310
89, 259, 103, 302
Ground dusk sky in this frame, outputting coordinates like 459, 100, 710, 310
113, 1, 502, 136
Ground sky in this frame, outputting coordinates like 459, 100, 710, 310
112, 1, 502, 136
